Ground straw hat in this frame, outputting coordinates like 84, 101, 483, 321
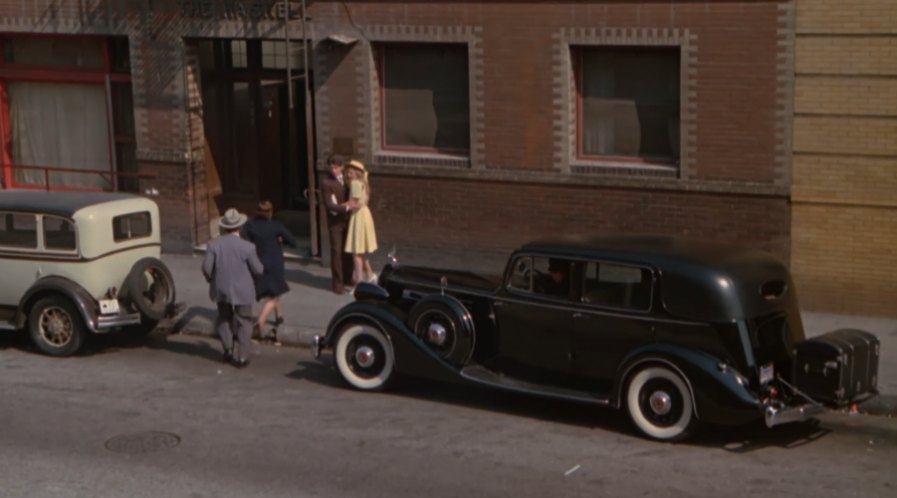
219, 208, 247, 230
345, 159, 367, 173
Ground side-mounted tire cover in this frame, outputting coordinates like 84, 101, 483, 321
123, 257, 176, 322
406, 295, 475, 366
625, 364, 698, 442
334, 322, 395, 391
28, 295, 85, 356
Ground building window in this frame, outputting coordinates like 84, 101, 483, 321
0, 35, 135, 191
576, 46, 680, 167
378, 43, 470, 154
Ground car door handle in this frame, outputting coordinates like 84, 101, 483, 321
493, 301, 505, 307
572, 312, 585, 319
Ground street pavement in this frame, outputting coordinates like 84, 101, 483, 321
162, 252, 897, 416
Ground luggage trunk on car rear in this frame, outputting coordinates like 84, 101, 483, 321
793, 329, 880, 406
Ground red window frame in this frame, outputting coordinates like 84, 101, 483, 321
574, 46, 680, 167
0, 34, 131, 191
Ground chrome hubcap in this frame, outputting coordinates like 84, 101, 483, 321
355, 346, 376, 368
427, 322, 447, 346
649, 391, 672, 415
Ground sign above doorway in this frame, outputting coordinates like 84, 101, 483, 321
178, 0, 301, 21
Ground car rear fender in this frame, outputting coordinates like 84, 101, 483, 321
614, 344, 762, 426
16, 276, 99, 333
325, 302, 463, 384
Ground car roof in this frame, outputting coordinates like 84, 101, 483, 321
519, 234, 772, 268
519, 234, 794, 322
0, 191, 140, 218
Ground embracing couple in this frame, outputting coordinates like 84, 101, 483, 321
322, 154, 378, 295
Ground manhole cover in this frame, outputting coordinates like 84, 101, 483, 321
105, 431, 181, 454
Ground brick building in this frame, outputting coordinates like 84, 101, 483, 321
8, 2, 879, 313
791, 0, 897, 317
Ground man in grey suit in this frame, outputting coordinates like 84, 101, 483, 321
202, 208, 264, 368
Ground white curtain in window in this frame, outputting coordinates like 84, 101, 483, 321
9, 82, 111, 189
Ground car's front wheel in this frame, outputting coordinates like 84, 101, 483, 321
334, 322, 395, 391
28, 295, 85, 356
625, 364, 697, 442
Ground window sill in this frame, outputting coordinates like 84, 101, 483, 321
375, 151, 471, 169
570, 160, 678, 179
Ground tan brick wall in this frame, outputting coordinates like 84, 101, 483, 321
796, 77, 897, 117
793, 156, 897, 205
791, 206, 897, 315
796, 36, 897, 75
793, 0, 897, 317
797, 0, 897, 34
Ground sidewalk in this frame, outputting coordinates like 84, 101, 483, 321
164, 253, 897, 414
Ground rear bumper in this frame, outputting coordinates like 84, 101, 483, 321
96, 312, 142, 330
764, 402, 825, 428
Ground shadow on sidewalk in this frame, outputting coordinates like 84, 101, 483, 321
284, 267, 333, 292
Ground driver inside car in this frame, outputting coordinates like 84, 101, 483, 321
536, 258, 570, 297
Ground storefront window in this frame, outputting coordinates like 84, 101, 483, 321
2, 38, 104, 68
9, 82, 111, 189
0, 35, 133, 191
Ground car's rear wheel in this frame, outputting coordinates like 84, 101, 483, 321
124, 258, 175, 322
625, 365, 697, 442
334, 322, 394, 391
28, 295, 85, 357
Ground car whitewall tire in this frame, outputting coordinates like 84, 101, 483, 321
626, 365, 697, 442
334, 323, 395, 391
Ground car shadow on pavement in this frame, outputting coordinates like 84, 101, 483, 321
83, 326, 224, 364
288, 356, 836, 450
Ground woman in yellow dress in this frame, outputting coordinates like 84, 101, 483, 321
344, 160, 378, 284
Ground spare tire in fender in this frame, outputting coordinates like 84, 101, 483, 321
407, 295, 475, 366
123, 257, 176, 322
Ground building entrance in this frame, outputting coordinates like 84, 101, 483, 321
195, 38, 315, 255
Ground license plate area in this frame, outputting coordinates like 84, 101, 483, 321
99, 299, 121, 315
760, 362, 775, 385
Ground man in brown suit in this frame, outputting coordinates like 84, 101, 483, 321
321, 154, 355, 294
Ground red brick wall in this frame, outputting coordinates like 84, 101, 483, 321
311, 1, 793, 267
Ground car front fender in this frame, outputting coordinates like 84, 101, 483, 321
614, 343, 763, 426
325, 301, 463, 385
17, 276, 99, 333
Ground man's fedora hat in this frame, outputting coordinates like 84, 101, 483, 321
219, 208, 247, 230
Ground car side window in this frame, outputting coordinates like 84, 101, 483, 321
582, 262, 652, 311
43, 216, 76, 251
113, 211, 152, 242
0, 212, 38, 249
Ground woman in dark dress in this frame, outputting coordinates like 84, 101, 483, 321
241, 200, 297, 338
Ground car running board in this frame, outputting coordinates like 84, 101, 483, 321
460, 365, 612, 406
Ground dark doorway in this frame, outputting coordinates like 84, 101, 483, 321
195, 39, 314, 255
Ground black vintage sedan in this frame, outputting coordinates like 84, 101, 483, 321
312, 235, 879, 441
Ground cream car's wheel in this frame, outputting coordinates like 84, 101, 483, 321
28, 296, 85, 357
334, 323, 394, 391
626, 365, 697, 441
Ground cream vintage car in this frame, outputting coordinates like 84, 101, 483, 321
0, 191, 177, 356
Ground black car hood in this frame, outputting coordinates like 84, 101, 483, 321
385, 266, 502, 294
